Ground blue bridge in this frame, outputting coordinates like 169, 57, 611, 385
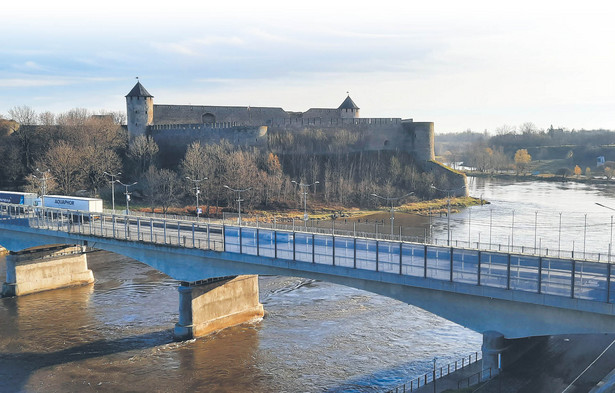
2, 202, 615, 382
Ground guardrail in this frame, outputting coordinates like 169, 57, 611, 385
457, 367, 492, 390
384, 352, 482, 393
2, 202, 615, 305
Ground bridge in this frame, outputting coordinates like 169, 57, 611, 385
2, 202, 615, 377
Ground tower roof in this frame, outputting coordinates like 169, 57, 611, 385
126, 81, 153, 98
338, 95, 359, 110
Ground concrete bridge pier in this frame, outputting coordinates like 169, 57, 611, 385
2, 245, 94, 297
174, 275, 264, 341
481, 331, 505, 379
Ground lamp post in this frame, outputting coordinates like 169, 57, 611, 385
117, 181, 137, 215
224, 185, 251, 225
186, 176, 207, 218
433, 357, 437, 393
292, 180, 319, 228
33, 168, 53, 208
596, 202, 615, 262
103, 171, 121, 213
431, 185, 466, 246
370, 192, 414, 236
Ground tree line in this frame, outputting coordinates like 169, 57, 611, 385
1, 106, 450, 215
437, 123, 615, 174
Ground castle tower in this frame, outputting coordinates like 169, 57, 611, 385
126, 81, 154, 138
338, 95, 360, 118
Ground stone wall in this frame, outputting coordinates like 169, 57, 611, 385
150, 124, 268, 166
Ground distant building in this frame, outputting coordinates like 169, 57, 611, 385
597, 156, 605, 167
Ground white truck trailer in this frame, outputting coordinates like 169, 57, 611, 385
42, 195, 103, 217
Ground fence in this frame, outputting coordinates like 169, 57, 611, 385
385, 352, 482, 393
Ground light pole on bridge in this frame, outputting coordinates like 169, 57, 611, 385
596, 202, 615, 262
224, 185, 251, 225
117, 181, 137, 215
370, 192, 414, 236
103, 171, 122, 213
292, 180, 319, 228
33, 168, 53, 208
186, 176, 207, 218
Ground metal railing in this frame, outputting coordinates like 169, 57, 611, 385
457, 368, 492, 390
385, 352, 482, 393
2, 202, 615, 305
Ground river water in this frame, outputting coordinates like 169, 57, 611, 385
1, 177, 614, 393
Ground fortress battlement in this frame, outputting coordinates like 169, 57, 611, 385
268, 117, 408, 127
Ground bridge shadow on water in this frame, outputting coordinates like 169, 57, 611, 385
0, 330, 174, 393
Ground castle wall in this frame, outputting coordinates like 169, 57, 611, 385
153, 104, 288, 126
149, 124, 268, 166
268, 118, 433, 159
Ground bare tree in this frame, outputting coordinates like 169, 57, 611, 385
129, 135, 159, 177
37, 141, 84, 194
8, 105, 38, 168
143, 166, 182, 214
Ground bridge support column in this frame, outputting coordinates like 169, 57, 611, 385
481, 331, 505, 379
174, 275, 264, 341
1, 246, 94, 297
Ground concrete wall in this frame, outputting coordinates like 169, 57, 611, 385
2, 245, 94, 297
174, 275, 264, 340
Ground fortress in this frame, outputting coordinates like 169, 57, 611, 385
125, 82, 467, 195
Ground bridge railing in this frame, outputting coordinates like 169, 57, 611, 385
0, 202, 227, 252
384, 352, 482, 393
220, 213, 613, 264
222, 224, 615, 305
2, 202, 615, 305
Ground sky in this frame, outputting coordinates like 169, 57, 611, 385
1, 0, 614, 133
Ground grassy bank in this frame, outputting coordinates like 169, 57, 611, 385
132, 196, 486, 221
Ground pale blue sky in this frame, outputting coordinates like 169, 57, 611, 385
1, 0, 614, 133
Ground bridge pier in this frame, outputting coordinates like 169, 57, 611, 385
481, 331, 505, 379
1, 245, 94, 297
174, 275, 264, 341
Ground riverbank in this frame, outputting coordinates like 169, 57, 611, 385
134, 196, 486, 222
465, 170, 613, 185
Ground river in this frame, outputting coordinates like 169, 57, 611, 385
1, 177, 614, 392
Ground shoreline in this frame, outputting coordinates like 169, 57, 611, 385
464, 170, 613, 185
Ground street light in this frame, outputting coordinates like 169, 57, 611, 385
370, 192, 414, 236
103, 171, 121, 213
32, 168, 53, 208
224, 185, 251, 225
292, 180, 319, 227
186, 176, 207, 218
117, 181, 137, 215
596, 202, 615, 262
431, 185, 466, 246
